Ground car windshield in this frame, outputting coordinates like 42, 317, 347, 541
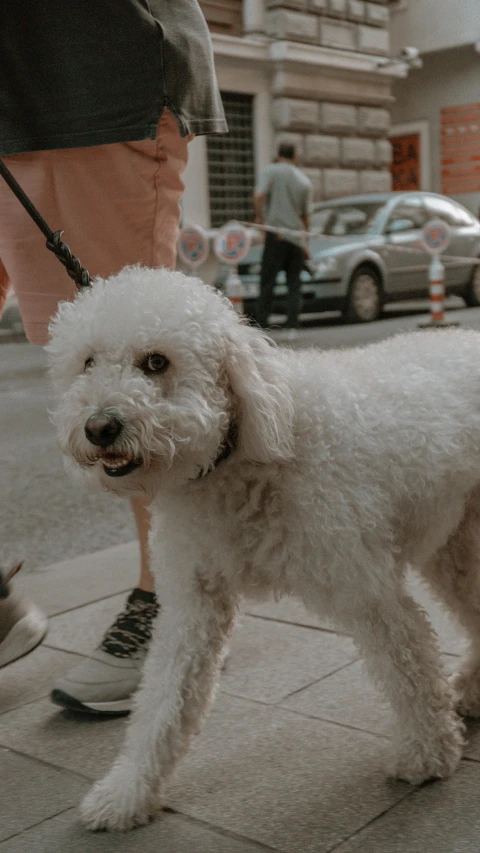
311, 202, 385, 236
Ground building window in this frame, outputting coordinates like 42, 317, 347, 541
207, 92, 255, 228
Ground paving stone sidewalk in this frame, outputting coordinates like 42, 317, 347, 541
1, 542, 480, 852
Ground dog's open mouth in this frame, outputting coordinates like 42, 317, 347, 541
98, 451, 142, 478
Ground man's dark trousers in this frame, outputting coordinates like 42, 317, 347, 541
255, 231, 305, 328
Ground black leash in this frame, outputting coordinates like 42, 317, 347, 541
0, 157, 91, 290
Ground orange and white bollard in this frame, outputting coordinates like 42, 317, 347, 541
418, 253, 458, 329
225, 267, 244, 314
418, 218, 458, 328
428, 254, 445, 324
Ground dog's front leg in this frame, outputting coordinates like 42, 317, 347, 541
80, 564, 237, 832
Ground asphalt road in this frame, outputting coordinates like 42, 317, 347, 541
2, 297, 480, 573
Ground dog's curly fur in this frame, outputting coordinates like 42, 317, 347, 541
48, 265, 480, 831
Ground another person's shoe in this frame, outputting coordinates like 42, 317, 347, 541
0, 563, 48, 668
51, 588, 158, 716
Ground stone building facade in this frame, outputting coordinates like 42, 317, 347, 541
390, 0, 480, 215
182, 0, 400, 234
265, 0, 393, 200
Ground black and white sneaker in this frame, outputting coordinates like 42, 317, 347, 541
51, 588, 158, 715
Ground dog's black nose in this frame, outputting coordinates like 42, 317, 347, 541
84, 413, 123, 447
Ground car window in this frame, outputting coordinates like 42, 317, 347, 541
310, 208, 334, 233
423, 196, 461, 227
311, 202, 384, 236
385, 197, 427, 233
451, 203, 476, 227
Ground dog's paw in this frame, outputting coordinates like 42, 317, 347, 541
391, 722, 464, 785
80, 766, 160, 832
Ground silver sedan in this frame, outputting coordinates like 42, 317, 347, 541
237, 191, 480, 323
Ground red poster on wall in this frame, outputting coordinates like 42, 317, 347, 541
390, 134, 420, 191
441, 102, 480, 195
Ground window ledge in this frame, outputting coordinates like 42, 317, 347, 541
211, 33, 407, 79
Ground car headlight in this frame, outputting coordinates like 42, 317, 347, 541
314, 256, 339, 278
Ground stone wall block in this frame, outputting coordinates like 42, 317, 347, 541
265, 0, 307, 9
319, 18, 356, 49
358, 106, 390, 136
323, 168, 359, 199
341, 137, 376, 167
305, 134, 341, 165
327, 0, 347, 17
320, 102, 357, 134
265, 9, 319, 42
274, 98, 321, 131
347, 0, 365, 21
365, 1, 389, 26
357, 23, 389, 53
308, 0, 327, 12
359, 169, 392, 193
375, 138, 392, 166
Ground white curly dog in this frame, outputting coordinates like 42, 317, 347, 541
48, 265, 480, 831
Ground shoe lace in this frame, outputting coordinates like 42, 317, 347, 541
100, 594, 159, 659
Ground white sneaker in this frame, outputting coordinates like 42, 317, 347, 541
51, 588, 158, 715
0, 563, 48, 667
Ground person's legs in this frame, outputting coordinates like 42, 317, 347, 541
255, 232, 284, 328
0, 111, 188, 344
130, 109, 190, 594
131, 497, 155, 593
0, 110, 189, 697
284, 241, 306, 329
53, 112, 190, 712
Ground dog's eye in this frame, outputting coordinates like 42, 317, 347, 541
141, 353, 169, 375
84, 357, 94, 371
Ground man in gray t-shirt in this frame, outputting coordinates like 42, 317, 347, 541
253, 143, 312, 329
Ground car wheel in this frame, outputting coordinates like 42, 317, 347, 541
464, 262, 480, 307
344, 266, 382, 323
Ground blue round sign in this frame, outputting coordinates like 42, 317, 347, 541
178, 226, 209, 267
421, 219, 451, 254
214, 223, 251, 266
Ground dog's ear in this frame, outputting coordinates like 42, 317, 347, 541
224, 323, 294, 463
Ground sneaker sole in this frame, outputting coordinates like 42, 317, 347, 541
0, 606, 48, 668
51, 688, 131, 716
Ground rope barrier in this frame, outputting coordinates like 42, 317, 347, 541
236, 220, 480, 265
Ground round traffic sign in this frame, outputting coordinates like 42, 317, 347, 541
177, 225, 209, 267
421, 219, 451, 255
214, 222, 251, 266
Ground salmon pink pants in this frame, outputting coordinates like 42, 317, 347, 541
0, 110, 189, 345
